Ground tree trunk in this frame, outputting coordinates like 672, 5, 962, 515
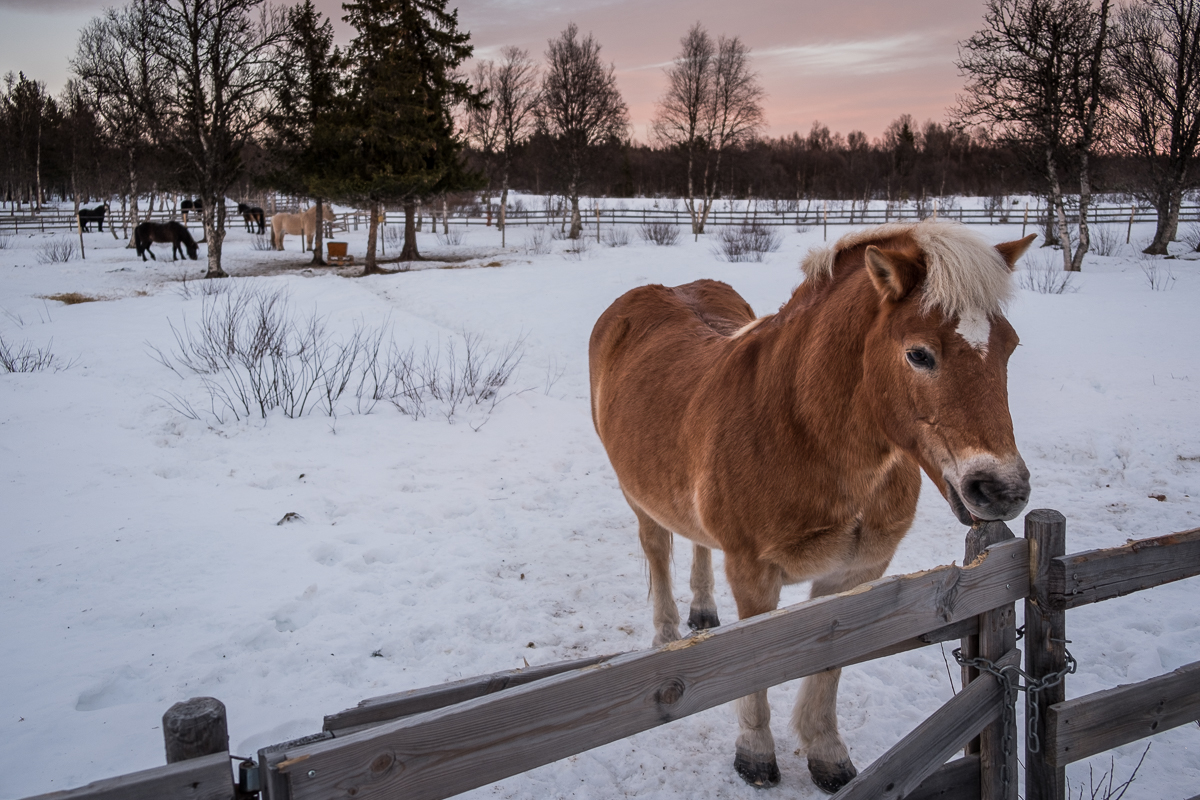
362, 200, 381, 275
203, 198, 228, 278
499, 186, 508, 248
1070, 150, 1091, 272
1144, 183, 1183, 255
400, 200, 420, 262
568, 194, 582, 239
311, 198, 327, 266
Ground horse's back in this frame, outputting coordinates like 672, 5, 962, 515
589, 279, 755, 428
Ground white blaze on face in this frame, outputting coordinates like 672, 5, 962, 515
956, 309, 991, 353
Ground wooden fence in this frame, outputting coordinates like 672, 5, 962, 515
20, 512, 1200, 800
5, 203, 1200, 235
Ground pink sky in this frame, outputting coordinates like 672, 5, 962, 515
1, 0, 985, 143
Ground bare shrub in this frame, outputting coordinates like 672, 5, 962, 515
1067, 743, 1149, 800
562, 235, 591, 260
713, 224, 782, 262
35, 237, 78, 264
382, 225, 403, 248
250, 234, 273, 251
1018, 250, 1079, 294
436, 227, 467, 246
601, 226, 631, 247
150, 285, 525, 424
1090, 224, 1123, 256
174, 270, 231, 300
0, 334, 73, 372
1181, 222, 1200, 252
1139, 257, 1176, 291
0, 233, 12, 249
523, 226, 551, 255
638, 221, 680, 246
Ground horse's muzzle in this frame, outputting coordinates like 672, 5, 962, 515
945, 456, 1030, 524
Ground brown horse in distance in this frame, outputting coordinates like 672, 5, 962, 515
589, 221, 1035, 793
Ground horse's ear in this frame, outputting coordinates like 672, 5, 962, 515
994, 233, 1037, 271
865, 246, 920, 302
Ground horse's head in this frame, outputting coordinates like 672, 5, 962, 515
322, 206, 336, 221
856, 223, 1035, 525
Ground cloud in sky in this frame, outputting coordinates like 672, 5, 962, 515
756, 33, 949, 76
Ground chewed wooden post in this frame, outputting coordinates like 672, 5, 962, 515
1025, 509, 1067, 800
163, 696, 229, 764
961, 520, 1019, 800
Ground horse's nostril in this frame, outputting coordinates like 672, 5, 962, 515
962, 477, 995, 508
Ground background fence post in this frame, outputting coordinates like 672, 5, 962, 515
163, 696, 229, 764
1025, 509, 1067, 800
962, 521, 1018, 800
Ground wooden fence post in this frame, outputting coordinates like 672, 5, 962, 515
1025, 509, 1067, 800
163, 696, 229, 764
961, 521, 1018, 800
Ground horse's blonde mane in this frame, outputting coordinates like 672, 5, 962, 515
799, 220, 1013, 317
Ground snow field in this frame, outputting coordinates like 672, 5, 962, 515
1, 212, 1197, 798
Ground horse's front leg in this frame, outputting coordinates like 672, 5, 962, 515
725, 552, 784, 787
792, 560, 888, 793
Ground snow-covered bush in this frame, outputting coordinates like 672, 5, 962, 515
436, 227, 467, 246
1018, 250, 1079, 294
1090, 224, 1123, 257
1182, 223, 1200, 252
523, 226, 551, 255
638, 221, 680, 246
1139, 257, 1175, 291
0, 334, 71, 372
601, 227, 631, 247
35, 237, 78, 264
151, 286, 524, 425
713, 224, 781, 262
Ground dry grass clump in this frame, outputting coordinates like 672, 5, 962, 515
39, 292, 103, 305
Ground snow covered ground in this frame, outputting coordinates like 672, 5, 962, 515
1, 210, 1197, 799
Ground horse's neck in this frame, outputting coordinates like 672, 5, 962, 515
756, 274, 887, 451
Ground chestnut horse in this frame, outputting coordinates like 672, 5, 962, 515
589, 221, 1035, 793
269, 205, 335, 251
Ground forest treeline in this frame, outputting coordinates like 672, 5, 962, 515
2, 0, 1199, 274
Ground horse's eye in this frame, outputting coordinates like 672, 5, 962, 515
906, 348, 935, 370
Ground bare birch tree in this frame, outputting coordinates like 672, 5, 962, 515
653, 24, 764, 235
149, 0, 288, 278
538, 24, 627, 239
957, 0, 1112, 271
1113, 0, 1200, 254
73, 0, 166, 239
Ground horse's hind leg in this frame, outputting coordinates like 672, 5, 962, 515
725, 553, 784, 787
792, 561, 888, 793
687, 544, 719, 630
627, 497, 680, 646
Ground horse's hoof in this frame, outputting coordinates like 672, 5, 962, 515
734, 752, 781, 788
688, 608, 720, 630
807, 757, 857, 794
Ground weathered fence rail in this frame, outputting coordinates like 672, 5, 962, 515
6, 203, 1200, 234
17, 514, 1200, 800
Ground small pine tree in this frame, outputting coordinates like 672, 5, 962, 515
323, 0, 482, 273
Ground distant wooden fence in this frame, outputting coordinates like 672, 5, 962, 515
6, 203, 1200, 235
20, 512, 1200, 800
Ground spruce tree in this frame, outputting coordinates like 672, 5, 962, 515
271, 0, 341, 265
330, 0, 481, 273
